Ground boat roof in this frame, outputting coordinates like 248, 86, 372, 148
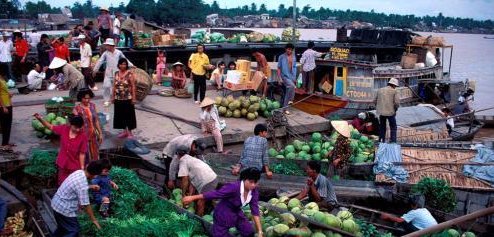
371, 105, 445, 132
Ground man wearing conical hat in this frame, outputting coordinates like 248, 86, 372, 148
49, 57, 85, 99
375, 78, 400, 143
199, 97, 223, 154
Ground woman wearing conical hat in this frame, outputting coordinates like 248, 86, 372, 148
199, 97, 223, 153
327, 120, 352, 177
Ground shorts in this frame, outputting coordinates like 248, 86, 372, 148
199, 178, 218, 193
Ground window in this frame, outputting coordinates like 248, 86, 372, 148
337, 67, 343, 77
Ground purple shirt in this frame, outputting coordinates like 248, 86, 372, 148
203, 181, 260, 227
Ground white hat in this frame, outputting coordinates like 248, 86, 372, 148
458, 96, 465, 103
172, 62, 184, 67
358, 112, 366, 120
103, 38, 115, 46
100, 6, 109, 11
77, 34, 86, 39
330, 120, 351, 138
388, 78, 399, 87
14, 29, 21, 33
49, 57, 67, 69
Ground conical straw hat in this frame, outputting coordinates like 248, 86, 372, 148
200, 97, 215, 108
330, 120, 351, 138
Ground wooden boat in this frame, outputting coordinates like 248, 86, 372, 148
0, 179, 49, 236
292, 30, 466, 119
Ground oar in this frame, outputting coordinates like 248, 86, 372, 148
408, 106, 494, 127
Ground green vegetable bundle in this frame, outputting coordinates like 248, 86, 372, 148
79, 167, 205, 237
23, 149, 57, 178
412, 177, 457, 213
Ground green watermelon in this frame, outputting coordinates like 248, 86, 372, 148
268, 148, 278, 157
275, 154, 285, 159
311, 132, 322, 142
272, 101, 281, 109
312, 145, 322, 153
285, 145, 296, 153
302, 145, 311, 152
286, 152, 296, 159
312, 153, 321, 161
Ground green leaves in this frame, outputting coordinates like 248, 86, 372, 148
23, 149, 57, 178
412, 177, 457, 213
79, 167, 204, 237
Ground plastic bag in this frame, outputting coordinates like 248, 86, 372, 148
6, 79, 15, 88
47, 83, 57, 90
296, 74, 303, 88
219, 120, 227, 131
187, 83, 194, 94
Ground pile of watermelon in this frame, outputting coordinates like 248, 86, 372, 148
215, 95, 260, 121
260, 197, 388, 237
259, 98, 281, 118
31, 113, 67, 138
268, 132, 333, 161
268, 130, 376, 164
348, 126, 375, 164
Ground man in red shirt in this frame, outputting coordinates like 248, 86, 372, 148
52, 37, 70, 62
13, 31, 29, 82
33, 113, 88, 186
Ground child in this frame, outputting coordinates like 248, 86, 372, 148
155, 50, 167, 85
90, 159, 118, 217
442, 108, 454, 134
211, 61, 225, 90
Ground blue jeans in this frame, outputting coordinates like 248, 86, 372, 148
122, 29, 133, 48
53, 211, 80, 237
0, 197, 6, 231
379, 115, 397, 143
282, 77, 296, 108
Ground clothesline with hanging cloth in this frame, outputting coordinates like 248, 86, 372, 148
373, 143, 409, 183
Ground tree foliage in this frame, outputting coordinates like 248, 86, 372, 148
9, 0, 494, 31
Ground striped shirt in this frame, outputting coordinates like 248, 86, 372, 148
300, 49, 323, 72
51, 170, 90, 217
240, 136, 269, 171
312, 174, 338, 204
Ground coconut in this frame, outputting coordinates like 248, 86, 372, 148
233, 109, 242, 118
273, 224, 290, 236
246, 113, 256, 121
280, 213, 296, 226
241, 108, 248, 116
218, 106, 227, 115
225, 110, 233, 118
215, 96, 223, 105
226, 95, 235, 103
221, 98, 229, 107
304, 202, 319, 211
323, 214, 342, 229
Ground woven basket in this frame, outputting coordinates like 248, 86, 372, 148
131, 68, 153, 101
159, 89, 174, 97
174, 89, 192, 98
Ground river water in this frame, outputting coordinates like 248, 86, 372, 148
193, 28, 494, 114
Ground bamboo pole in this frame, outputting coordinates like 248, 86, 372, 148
403, 206, 494, 237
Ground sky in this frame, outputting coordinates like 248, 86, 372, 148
25, 0, 494, 20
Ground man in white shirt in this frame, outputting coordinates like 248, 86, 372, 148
381, 194, 438, 234
0, 32, 14, 81
27, 62, 46, 91
29, 29, 41, 48
177, 145, 218, 216
300, 41, 324, 93
93, 38, 133, 106
78, 35, 95, 90
113, 13, 122, 46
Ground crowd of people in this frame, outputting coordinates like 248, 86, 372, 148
0, 15, 458, 235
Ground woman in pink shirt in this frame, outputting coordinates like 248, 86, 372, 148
33, 114, 88, 186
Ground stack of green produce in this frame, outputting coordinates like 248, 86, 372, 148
227, 33, 248, 43
268, 132, 333, 161
191, 30, 208, 43
79, 167, 206, 237
429, 229, 476, 237
262, 33, 279, 43
269, 130, 375, 164
133, 33, 153, 48
210, 32, 227, 43
23, 149, 57, 178
247, 32, 264, 42
216, 95, 260, 121
259, 98, 281, 118
281, 27, 301, 42
348, 126, 375, 164
31, 113, 67, 138
412, 177, 457, 213
261, 197, 392, 237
